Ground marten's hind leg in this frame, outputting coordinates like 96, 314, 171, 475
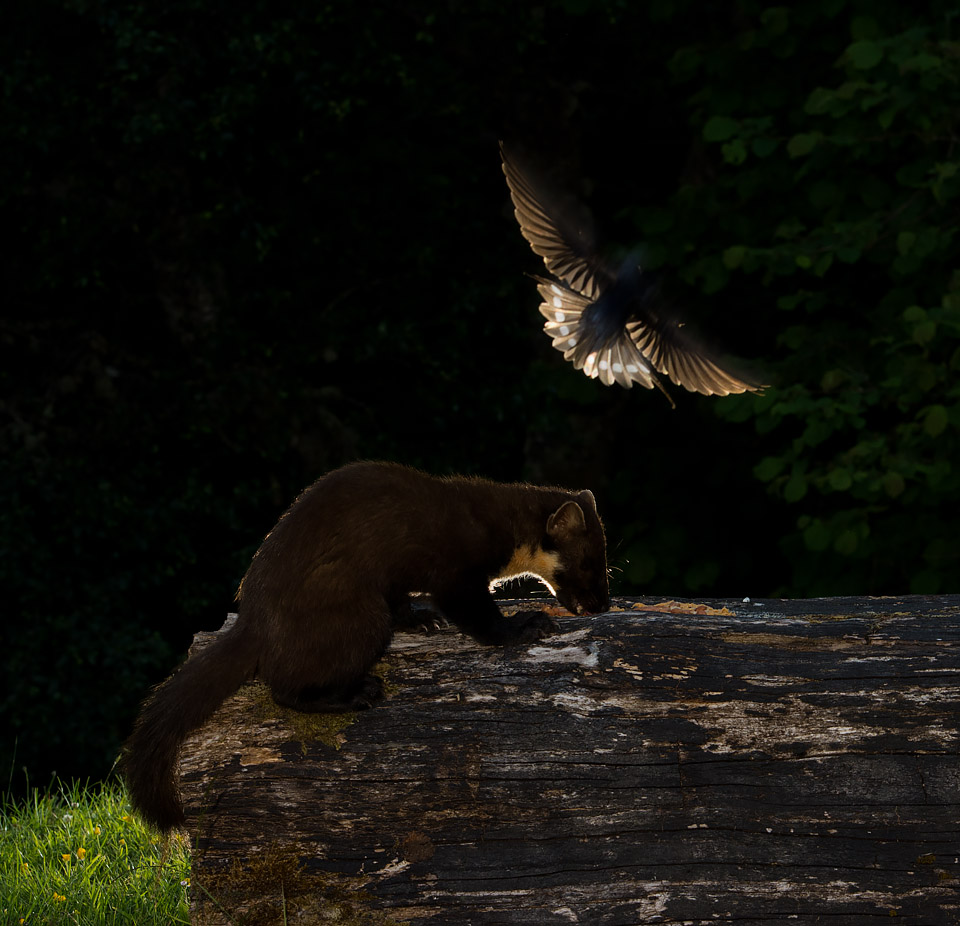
271, 673, 384, 713
262, 596, 392, 713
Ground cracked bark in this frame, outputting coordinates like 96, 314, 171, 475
180, 595, 960, 925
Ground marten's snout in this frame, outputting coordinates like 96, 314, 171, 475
580, 591, 610, 615
558, 585, 610, 616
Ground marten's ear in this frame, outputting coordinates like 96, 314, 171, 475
576, 489, 597, 513
546, 500, 587, 540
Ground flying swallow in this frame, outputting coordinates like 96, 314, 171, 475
500, 142, 763, 405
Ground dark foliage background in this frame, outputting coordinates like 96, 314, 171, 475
2, 0, 958, 788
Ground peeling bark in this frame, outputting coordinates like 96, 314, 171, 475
181, 595, 960, 925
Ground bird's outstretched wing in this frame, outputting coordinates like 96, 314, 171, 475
500, 143, 610, 302
627, 315, 761, 397
501, 142, 764, 400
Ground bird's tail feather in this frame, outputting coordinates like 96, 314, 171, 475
534, 276, 670, 398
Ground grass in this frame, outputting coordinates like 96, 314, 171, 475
1, 776, 190, 925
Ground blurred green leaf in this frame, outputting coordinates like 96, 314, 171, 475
912, 320, 937, 345
922, 404, 949, 437
883, 471, 906, 497
896, 231, 916, 255
751, 137, 779, 158
723, 245, 747, 269
847, 39, 884, 70
754, 456, 785, 481
833, 528, 859, 555
787, 132, 820, 157
722, 139, 748, 165
703, 115, 740, 142
784, 474, 808, 502
803, 520, 831, 551
828, 468, 852, 491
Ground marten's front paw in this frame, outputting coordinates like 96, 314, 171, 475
393, 602, 448, 634
413, 613, 449, 635
512, 610, 561, 643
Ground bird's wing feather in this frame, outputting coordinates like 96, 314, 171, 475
501, 143, 611, 301
627, 317, 761, 396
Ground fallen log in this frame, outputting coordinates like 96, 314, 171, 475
179, 595, 960, 925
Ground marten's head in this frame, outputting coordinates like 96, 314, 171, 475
543, 490, 610, 615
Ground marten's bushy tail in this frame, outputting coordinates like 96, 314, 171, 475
121, 623, 259, 833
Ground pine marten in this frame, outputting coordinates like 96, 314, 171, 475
122, 461, 609, 832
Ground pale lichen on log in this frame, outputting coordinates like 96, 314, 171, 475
181, 595, 960, 925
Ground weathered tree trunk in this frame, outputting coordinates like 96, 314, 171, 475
181, 596, 960, 925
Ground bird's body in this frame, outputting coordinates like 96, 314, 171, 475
500, 143, 763, 403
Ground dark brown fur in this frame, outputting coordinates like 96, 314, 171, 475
122, 461, 609, 832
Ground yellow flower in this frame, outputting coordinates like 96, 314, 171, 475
122, 814, 133, 823
61, 853, 71, 863
76, 847, 86, 860
119, 838, 126, 845
53, 892, 67, 902
20, 862, 28, 873
94, 825, 101, 835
